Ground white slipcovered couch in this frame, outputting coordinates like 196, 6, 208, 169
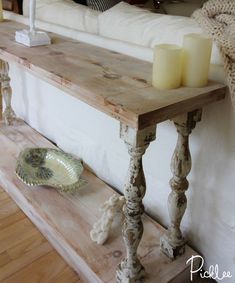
3, 1, 235, 281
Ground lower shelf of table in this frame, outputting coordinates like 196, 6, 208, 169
0, 120, 200, 283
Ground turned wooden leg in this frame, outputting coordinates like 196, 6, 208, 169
160, 109, 202, 259
116, 124, 156, 283
0, 60, 16, 125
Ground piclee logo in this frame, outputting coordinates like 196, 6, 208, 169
186, 255, 233, 281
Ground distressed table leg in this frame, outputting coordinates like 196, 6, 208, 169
160, 109, 202, 259
116, 124, 156, 283
0, 60, 16, 125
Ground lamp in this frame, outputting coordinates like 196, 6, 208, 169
15, 0, 51, 47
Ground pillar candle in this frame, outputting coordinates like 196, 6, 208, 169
152, 44, 183, 90
0, 0, 3, 22
182, 33, 212, 87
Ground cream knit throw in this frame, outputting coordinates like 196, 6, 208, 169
192, 0, 235, 110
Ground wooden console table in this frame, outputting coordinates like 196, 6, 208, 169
0, 21, 226, 282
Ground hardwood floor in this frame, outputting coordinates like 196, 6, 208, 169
0, 186, 81, 283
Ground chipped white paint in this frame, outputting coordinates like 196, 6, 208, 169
90, 194, 125, 245
116, 123, 156, 283
0, 60, 16, 125
160, 110, 202, 259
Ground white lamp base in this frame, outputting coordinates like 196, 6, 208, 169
15, 29, 51, 47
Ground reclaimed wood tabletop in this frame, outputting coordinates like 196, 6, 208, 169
0, 20, 226, 129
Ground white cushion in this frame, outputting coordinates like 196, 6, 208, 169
99, 2, 222, 65
23, 0, 100, 34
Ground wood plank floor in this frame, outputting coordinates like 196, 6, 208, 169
0, 186, 82, 283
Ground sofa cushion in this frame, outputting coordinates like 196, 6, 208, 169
99, 2, 222, 65
23, 0, 100, 34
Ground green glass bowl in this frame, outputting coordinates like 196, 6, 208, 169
16, 148, 85, 192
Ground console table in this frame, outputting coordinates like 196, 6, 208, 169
0, 20, 226, 282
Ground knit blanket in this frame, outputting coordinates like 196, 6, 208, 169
192, 0, 235, 111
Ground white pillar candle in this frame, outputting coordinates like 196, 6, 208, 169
152, 44, 183, 90
182, 33, 212, 87
0, 0, 3, 22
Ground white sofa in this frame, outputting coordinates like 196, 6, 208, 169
3, 1, 235, 281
